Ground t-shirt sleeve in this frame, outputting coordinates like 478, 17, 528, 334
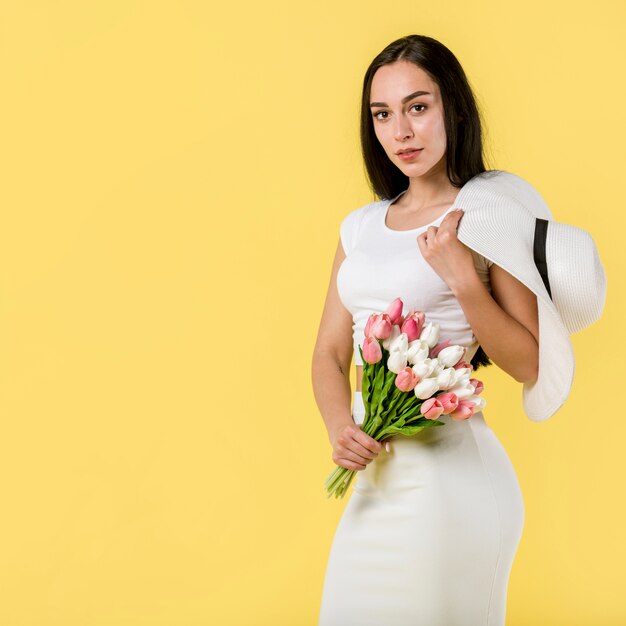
339, 206, 365, 256
471, 249, 494, 271
471, 249, 494, 295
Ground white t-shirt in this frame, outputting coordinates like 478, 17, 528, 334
336, 189, 493, 366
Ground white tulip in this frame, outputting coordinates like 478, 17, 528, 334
470, 395, 487, 411
437, 345, 465, 368
412, 357, 436, 378
419, 322, 440, 348
430, 360, 445, 378
453, 367, 472, 382
388, 331, 409, 353
436, 367, 457, 390
387, 350, 408, 374
382, 324, 402, 351
407, 339, 430, 365
450, 381, 476, 400
413, 377, 440, 399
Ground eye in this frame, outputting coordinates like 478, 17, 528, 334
372, 104, 427, 121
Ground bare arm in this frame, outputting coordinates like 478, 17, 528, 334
416, 210, 539, 385
311, 238, 382, 470
450, 262, 539, 384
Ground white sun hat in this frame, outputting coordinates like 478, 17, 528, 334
450, 170, 607, 422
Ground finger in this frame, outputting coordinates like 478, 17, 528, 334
344, 448, 375, 465
443, 209, 464, 226
440, 212, 462, 228
347, 437, 379, 460
336, 445, 371, 465
425, 224, 439, 239
336, 457, 367, 471
353, 429, 383, 454
446, 208, 463, 217
332, 447, 368, 470
416, 231, 427, 255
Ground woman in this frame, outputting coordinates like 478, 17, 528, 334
312, 34, 536, 625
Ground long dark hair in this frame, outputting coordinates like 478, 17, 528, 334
360, 34, 494, 372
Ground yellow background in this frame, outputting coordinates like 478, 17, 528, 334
0, 1, 624, 624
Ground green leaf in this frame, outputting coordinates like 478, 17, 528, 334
371, 363, 386, 410
378, 420, 445, 438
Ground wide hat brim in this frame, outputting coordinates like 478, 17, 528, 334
448, 170, 603, 422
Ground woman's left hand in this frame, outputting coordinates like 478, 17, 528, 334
416, 209, 476, 293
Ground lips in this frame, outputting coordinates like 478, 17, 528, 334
397, 148, 422, 155
397, 148, 423, 161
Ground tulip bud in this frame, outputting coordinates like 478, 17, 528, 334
453, 367, 472, 383
469, 395, 487, 411
401, 309, 426, 342
384, 297, 404, 325
435, 391, 459, 414
437, 345, 465, 368
362, 337, 382, 364
400, 317, 419, 342
449, 380, 476, 400
419, 321, 440, 348
435, 367, 457, 390
420, 397, 445, 420
413, 377, 439, 399
450, 399, 476, 421
395, 367, 420, 392
412, 357, 436, 378
469, 378, 484, 394
388, 331, 409, 353
381, 324, 400, 351
407, 339, 430, 365
371, 313, 393, 339
387, 350, 408, 374
430, 360, 445, 378
429, 339, 453, 358
453, 359, 472, 371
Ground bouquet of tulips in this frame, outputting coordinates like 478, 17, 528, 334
324, 297, 487, 499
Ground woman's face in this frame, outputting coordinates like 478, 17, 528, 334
369, 60, 448, 178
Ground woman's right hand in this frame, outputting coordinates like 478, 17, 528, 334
330, 423, 384, 471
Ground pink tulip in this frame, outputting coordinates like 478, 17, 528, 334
372, 313, 393, 339
395, 367, 420, 392
362, 337, 383, 364
429, 339, 453, 359
365, 313, 393, 340
400, 310, 425, 342
384, 297, 404, 325
400, 318, 419, 342
454, 359, 473, 371
469, 378, 484, 394
435, 391, 459, 414
449, 400, 476, 421
420, 397, 445, 420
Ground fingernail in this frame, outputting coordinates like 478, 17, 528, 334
385, 441, 391, 452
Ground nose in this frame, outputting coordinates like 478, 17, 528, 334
393, 113, 413, 141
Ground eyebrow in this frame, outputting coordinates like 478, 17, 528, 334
369, 90, 432, 108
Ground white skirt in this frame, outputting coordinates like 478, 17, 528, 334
318, 391, 525, 626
